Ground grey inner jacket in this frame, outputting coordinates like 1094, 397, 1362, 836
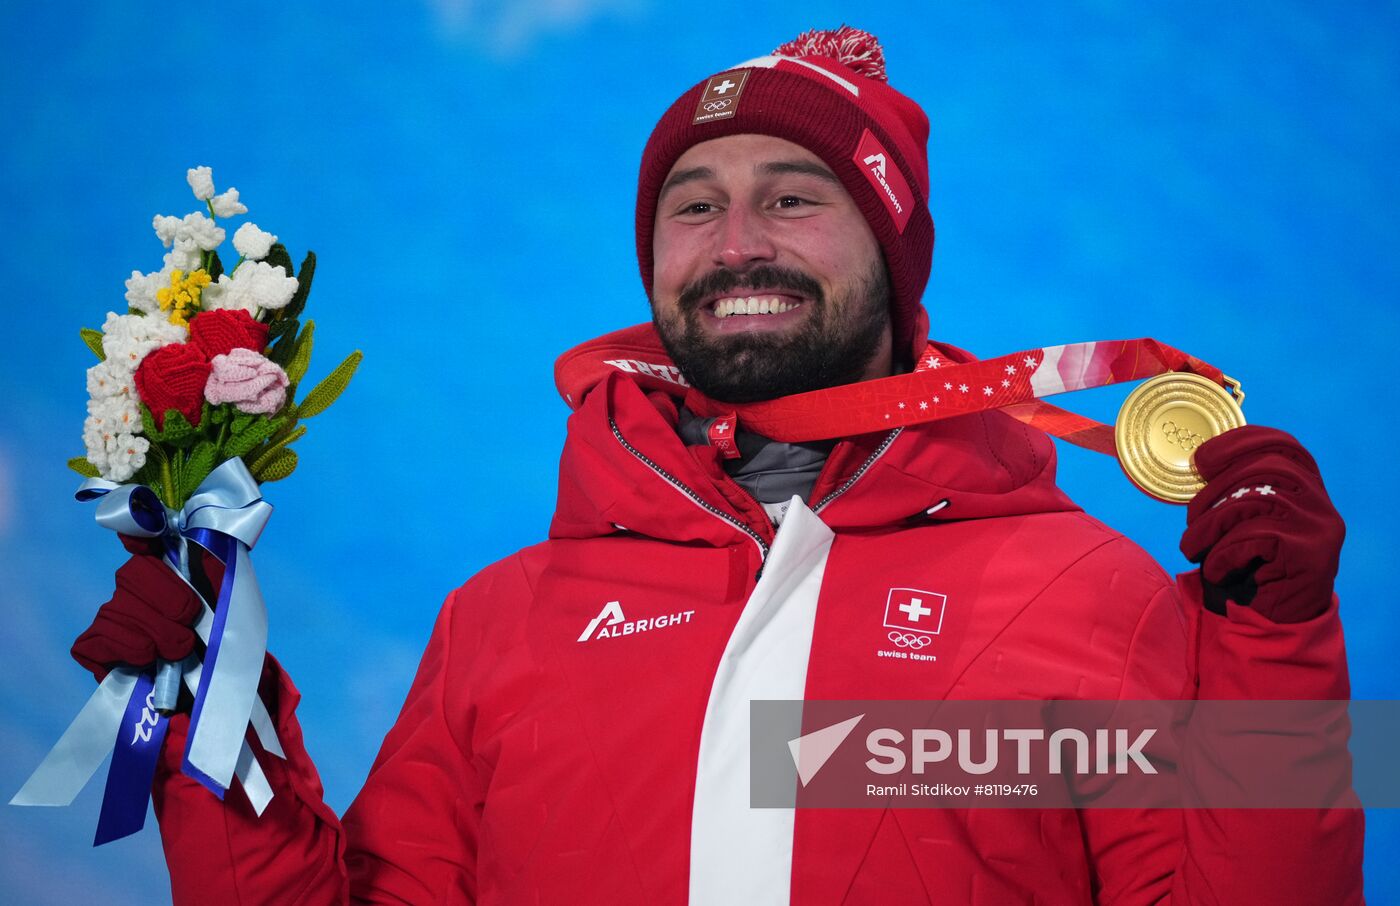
677, 406, 835, 507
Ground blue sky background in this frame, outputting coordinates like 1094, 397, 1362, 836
2, 1, 1396, 901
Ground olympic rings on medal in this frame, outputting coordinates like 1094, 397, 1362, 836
887, 631, 932, 649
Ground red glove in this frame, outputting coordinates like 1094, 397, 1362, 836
70, 534, 218, 682
1180, 426, 1345, 623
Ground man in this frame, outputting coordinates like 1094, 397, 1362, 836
74, 27, 1362, 904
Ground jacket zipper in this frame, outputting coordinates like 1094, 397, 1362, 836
812, 428, 903, 514
610, 417, 771, 562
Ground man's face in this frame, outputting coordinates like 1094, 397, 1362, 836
650, 133, 893, 403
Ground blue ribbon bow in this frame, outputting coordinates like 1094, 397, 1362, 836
11, 458, 284, 844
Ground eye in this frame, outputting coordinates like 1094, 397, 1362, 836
670, 199, 721, 220
772, 193, 826, 215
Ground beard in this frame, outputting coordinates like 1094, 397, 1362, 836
651, 261, 892, 403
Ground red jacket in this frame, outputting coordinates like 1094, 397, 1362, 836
152, 328, 1364, 904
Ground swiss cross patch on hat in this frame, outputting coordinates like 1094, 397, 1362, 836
693, 70, 750, 124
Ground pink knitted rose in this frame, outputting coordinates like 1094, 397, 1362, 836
204, 347, 289, 414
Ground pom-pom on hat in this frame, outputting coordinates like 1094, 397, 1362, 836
636, 26, 933, 362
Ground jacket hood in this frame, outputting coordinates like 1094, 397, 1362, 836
550, 323, 1079, 546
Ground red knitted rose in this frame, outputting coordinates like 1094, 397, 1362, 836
189, 309, 270, 360
134, 343, 212, 428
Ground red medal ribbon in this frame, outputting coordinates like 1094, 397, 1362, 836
684, 338, 1228, 454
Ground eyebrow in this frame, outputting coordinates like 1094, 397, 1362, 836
757, 160, 841, 184
658, 166, 714, 201
658, 159, 842, 201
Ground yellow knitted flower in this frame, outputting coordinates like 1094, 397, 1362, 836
155, 268, 212, 328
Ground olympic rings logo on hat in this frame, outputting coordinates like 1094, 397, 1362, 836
702, 99, 733, 112
888, 631, 932, 649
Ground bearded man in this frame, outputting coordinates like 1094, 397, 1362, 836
73, 27, 1363, 905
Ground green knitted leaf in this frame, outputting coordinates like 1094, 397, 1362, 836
67, 456, 100, 478
264, 243, 295, 282
252, 448, 297, 483
132, 456, 162, 490
130, 439, 168, 497
180, 441, 217, 499
207, 249, 224, 281
248, 424, 306, 475
224, 415, 285, 459
267, 317, 301, 367
81, 328, 105, 361
230, 411, 258, 435
142, 405, 200, 445
282, 251, 315, 322
165, 409, 197, 438
286, 320, 315, 385
169, 448, 185, 503
268, 316, 299, 341
267, 405, 299, 440
297, 351, 361, 419
144, 438, 168, 470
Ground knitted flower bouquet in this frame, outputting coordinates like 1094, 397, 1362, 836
75, 166, 359, 506
11, 168, 361, 844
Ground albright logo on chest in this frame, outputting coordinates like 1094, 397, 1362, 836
577, 600, 697, 642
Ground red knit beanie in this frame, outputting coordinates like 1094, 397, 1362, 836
636, 26, 933, 362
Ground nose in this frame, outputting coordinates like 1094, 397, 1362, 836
715, 203, 777, 271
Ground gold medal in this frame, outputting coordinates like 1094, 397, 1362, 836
1115, 373, 1246, 503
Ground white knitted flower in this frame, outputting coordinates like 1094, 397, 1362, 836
187, 166, 215, 201
153, 214, 183, 248
199, 277, 245, 315
83, 315, 179, 479
86, 361, 137, 401
233, 223, 277, 261
154, 212, 225, 255
174, 212, 224, 251
203, 261, 298, 315
105, 434, 150, 482
82, 414, 111, 472
164, 239, 201, 273
211, 188, 247, 218
124, 267, 168, 315
82, 405, 148, 481
87, 395, 142, 434
100, 311, 187, 371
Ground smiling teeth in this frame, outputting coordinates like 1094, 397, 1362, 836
713, 297, 797, 318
